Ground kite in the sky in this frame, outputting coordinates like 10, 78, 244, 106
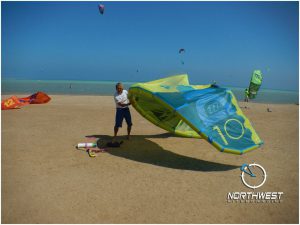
248, 70, 263, 99
179, 48, 185, 65
98, 4, 105, 15
128, 74, 263, 154
179, 48, 185, 54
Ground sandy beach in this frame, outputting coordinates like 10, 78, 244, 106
1, 95, 299, 223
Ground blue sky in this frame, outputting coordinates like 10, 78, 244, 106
1, 1, 299, 91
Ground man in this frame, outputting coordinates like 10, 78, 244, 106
113, 82, 132, 141
244, 88, 249, 102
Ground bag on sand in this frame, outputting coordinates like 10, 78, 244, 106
106, 141, 124, 148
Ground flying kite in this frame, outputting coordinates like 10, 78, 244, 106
179, 48, 185, 54
179, 48, 185, 65
128, 74, 263, 154
98, 4, 105, 15
248, 70, 263, 99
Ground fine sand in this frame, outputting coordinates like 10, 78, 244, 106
1, 95, 299, 223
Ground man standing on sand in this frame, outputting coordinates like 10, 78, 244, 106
113, 82, 132, 141
244, 88, 249, 102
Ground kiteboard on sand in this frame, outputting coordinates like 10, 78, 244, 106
76, 138, 124, 157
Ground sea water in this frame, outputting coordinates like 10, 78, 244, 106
2, 79, 299, 104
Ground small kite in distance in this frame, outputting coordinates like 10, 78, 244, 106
98, 4, 105, 15
179, 48, 185, 54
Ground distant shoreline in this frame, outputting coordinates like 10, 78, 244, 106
2, 78, 299, 92
2, 79, 299, 104
1, 93, 299, 105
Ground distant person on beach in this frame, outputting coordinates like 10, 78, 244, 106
113, 82, 132, 142
244, 88, 249, 102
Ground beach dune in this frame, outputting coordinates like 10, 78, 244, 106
1, 95, 299, 223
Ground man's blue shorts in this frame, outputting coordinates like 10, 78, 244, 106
115, 107, 132, 128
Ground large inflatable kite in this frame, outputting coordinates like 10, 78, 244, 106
128, 74, 263, 154
2, 92, 51, 110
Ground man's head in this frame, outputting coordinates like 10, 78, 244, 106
116, 83, 123, 94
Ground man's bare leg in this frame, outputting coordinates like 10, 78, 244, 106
113, 126, 119, 142
127, 125, 132, 140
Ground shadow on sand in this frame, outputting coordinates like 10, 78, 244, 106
86, 133, 239, 172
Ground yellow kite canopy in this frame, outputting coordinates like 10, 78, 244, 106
128, 74, 263, 155
129, 74, 211, 138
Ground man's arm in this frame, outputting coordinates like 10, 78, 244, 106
117, 102, 131, 107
